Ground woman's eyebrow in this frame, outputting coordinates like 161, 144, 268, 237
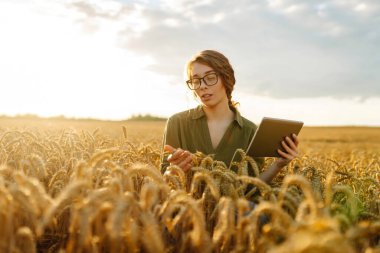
192, 70, 215, 77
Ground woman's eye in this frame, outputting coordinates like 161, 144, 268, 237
206, 76, 216, 82
191, 79, 200, 87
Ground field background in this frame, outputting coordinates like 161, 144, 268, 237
0, 117, 379, 252
2, 116, 379, 152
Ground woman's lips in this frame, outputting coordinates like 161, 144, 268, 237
201, 94, 212, 100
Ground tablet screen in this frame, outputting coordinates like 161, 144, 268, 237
246, 117, 303, 157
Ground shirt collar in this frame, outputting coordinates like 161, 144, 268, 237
191, 105, 244, 128
191, 105, 205, 119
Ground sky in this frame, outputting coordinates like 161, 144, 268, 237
0, 0, 379, 126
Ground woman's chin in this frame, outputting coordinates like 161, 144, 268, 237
201, 101, 216, 108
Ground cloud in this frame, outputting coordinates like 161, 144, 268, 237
66, 0, 380, 98
66, 0, 129, 20
64, 0, 148, 34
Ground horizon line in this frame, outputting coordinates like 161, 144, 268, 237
0, 113, 379, 128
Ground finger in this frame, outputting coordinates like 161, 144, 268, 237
177, 161, 191, 173
169, 150, 194, 167
285, 136, 298, 151
181, 162, 192, 173
277, 149, 293, 160
183, 162, 193, 173
164, 144, 176, 153
181, 153, 194, 172
168, 148, 184, 163
177, 154, 193, 171
171, 150, 192, 163
284, 139, 298, 156
172, 148, 185, 160
182, 150, 192, 158
281, 141, 297, 157
292, 134, 299, 146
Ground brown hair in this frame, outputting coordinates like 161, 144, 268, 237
186, 50, 239, 110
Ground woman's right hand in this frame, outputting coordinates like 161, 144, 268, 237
164, 144, 193, 173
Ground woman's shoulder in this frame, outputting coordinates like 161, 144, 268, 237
232, 107, 258, 131
240, 114, 259, 131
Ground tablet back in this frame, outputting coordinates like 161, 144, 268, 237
246, 117, 303, 157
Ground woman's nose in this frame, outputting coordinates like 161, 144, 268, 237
199, 79, 208, 89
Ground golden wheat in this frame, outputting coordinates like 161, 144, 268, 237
0, 121, 379, 252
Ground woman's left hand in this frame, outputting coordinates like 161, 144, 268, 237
275, 133, 299, 167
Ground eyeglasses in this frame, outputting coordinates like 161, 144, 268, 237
186, 72, 219, 90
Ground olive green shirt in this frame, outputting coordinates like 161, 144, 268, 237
160, 106, 264, 174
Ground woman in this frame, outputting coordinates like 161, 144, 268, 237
160, 50, 299, 184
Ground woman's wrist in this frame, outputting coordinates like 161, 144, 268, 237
273, 158, 288, 169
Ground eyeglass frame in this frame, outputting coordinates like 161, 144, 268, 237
186, 72, 219, 90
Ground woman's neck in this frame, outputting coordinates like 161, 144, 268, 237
202, 100, 234, 122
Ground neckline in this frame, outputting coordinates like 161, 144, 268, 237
192, 105, 244, 128
203, 118, 235, 153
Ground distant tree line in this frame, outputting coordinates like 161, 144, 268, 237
127, 114, 167, 121
0, 113, 167, 122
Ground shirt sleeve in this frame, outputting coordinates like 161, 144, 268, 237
160, 116, 182, 174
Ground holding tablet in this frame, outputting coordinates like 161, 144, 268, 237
246, 117, 304, 157
162, 49, 301, 184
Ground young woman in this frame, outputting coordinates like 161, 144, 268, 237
160, 50, 299, 184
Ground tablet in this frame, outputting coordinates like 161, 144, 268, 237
246, 117, 303, 157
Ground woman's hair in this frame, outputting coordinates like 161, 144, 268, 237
185, 50, 239, 110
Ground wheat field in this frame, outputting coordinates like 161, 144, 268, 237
0, 117, 379, 253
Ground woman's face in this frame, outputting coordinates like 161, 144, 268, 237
189, 62, 228, 108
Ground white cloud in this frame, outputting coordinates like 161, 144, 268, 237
117, 0, 380, 99
160, 0, 216, 13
